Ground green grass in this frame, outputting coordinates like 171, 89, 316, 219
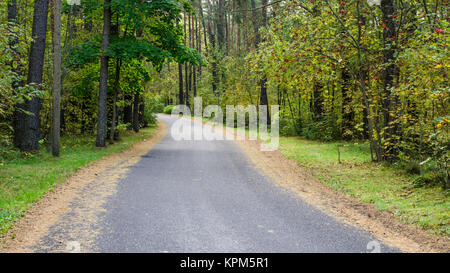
279, 137, 450, 236
0, 126, 158, 235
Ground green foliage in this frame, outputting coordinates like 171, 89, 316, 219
413, 171, 448, 189
108, 38, 171, 68
0, 21, 39, 150
298, 115, 340, 142
115, 123, 129, 135
142, 97, 164, 126
279, 118, 298, 137
65, 39, 101, 68
141, 0, 448, 188
146, 97, 165, 113
121, 60, 151, 95
143, 109, 156, 126
72, 0, 204, 70
163, 105, 175, 114
403, 160, 421, 175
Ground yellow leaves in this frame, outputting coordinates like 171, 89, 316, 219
436, 117, 449, 129
435, 64, 443, 69
431, 92, 441, 98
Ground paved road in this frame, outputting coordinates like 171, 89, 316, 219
91, 115, 396, 253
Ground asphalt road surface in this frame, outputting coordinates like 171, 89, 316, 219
32, 114, 397, 253
95, 115, 396, 253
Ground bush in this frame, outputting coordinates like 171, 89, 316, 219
404, 160, 421, 175
413, 171, 447, 188
163, 105, 174, 114
279, 118, 298, 136
147, 98, 164, 113
300, 114, 340, 141
144, 105, 157, 125
116, 123, 129, 134
302, 120, 335, 141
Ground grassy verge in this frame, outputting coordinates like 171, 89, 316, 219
0, 125, 158, 235
279, 137, 449, 236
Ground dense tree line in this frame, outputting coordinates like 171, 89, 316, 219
149, 0, 448, 188
0, 0, 448, 187
0, 0, 201, 156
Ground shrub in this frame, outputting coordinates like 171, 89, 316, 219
144, 105, 157, 125
147, 98, 164, 113
279, 118, 298, 136
404, 160, 421, 175
300, 114, 340, 141
163, 105, 174, 114
413, 171, 447, 188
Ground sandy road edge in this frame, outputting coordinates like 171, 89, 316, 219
181, 114, 449, 253
0, 120, 168, 253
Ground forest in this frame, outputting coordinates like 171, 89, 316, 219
152, 0, 449, 188
0, 0, 448, 239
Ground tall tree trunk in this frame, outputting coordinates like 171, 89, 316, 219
124, 94, 133, 126
194, 12, 199, 94
310, 4, 324, 123
133, 92, 140, 132
312, 82, 323, 121
339, 3, 353, 139
341, 69, 353, 139
96, 0, 111, 147
206, 1, 218, 96
188, 13, 192, 107
176, 19, 184, 105
237, 5, 242, 56
51, 0, 62, 156
185, 61, 189, 105
178, 63, 184, 105
139, 100, 146, 127
250, 0, 261, 45
188, 13, 194, 103
184, 11, 189, 106
196, 8, 202, 77
251, 0, 270, 125
60, 108, 65, 135
7, 0, 19, 78
356, 1, 381, 161
217, 0, 226, 51
208, 20, 218, 95
14, 0, 50, 152
199, 0, 208, 56
8, 0, 22, 147
362, 104, 369, 139
7, 0, 17, 26
381, 0, 398, 161
243, 3, 249, 52
110, 59, 121, 144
